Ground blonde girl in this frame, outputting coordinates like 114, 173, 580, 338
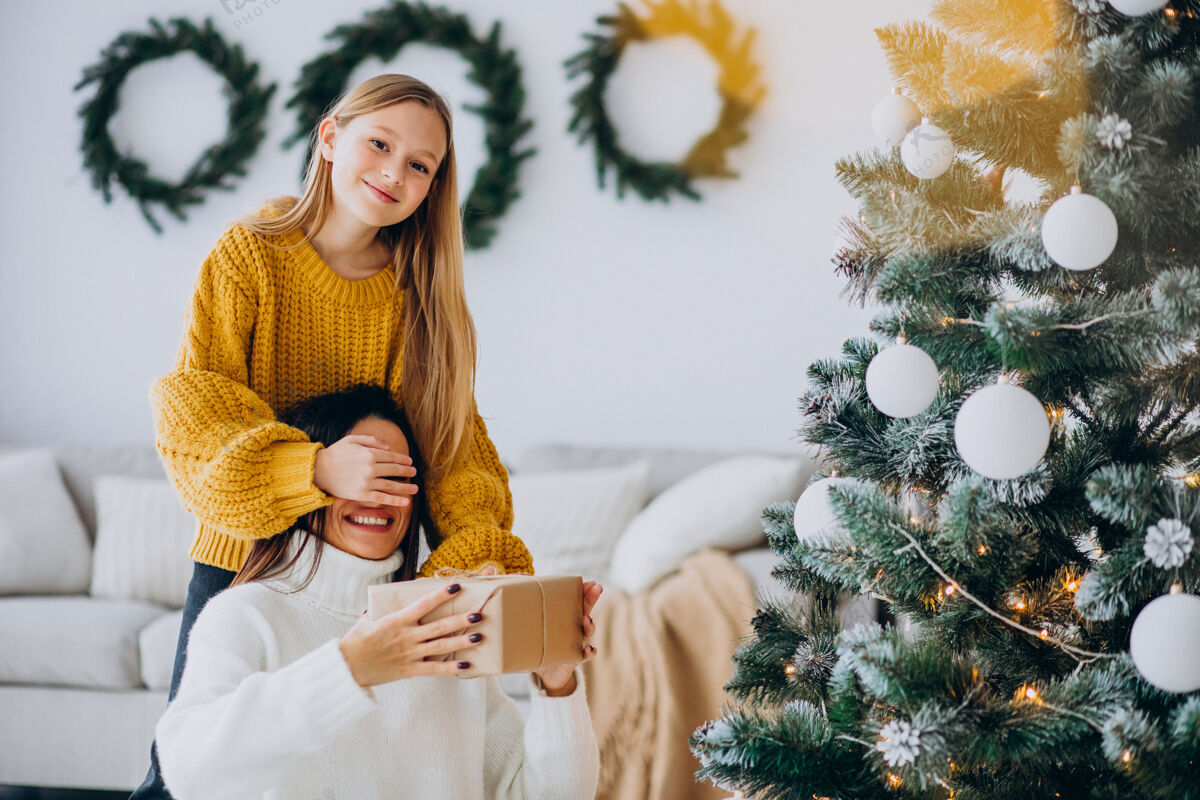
131, 74, 532, 800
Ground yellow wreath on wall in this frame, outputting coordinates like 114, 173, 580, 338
566, 0, 768, 201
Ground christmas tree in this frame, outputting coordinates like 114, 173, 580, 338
690, 1, 1200, 798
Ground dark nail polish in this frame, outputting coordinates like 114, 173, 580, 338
468, 612, 483, 623
457, 661, 471, 670
448, 584, 461, 594
587, 615, 593, 625
469, 633, 483, 643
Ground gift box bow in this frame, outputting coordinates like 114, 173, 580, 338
366, 573, 583, 678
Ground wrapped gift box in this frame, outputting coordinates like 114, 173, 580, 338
367, 574, 583, 677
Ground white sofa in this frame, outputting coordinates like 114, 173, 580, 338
0, 442, 815, 792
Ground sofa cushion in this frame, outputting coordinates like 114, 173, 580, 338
90, 476, 196, 608
0, 596, 167, 689
609, 455, 809, 593
510, 461, 651, 583
139, 609, 183, 690
0, 449, 92, 595
518, 444, 737, 501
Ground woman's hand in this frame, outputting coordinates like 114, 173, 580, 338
534, 581, 603, 697
313, 434, 418, 508
338, 583, 485, 688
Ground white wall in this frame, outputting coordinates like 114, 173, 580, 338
0, 0, 928, 461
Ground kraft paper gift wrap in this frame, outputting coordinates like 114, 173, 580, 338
366, 574, 584, 678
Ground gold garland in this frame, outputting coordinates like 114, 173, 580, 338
566, 0, 767, 201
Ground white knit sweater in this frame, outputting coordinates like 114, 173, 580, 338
156, 537, 600, 800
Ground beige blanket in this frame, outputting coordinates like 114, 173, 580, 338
582, 548, 756, 800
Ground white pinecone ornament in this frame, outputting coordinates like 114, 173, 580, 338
1096, 113, 1133, 149
1144, 518, 1194, 569
876, 719, 922, 767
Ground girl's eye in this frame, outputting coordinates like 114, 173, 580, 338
410, 161, 429, 174
370, 139, 388, 151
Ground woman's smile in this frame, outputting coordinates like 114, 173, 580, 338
343, 512, 394, 532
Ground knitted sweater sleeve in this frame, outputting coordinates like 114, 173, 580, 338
482, 672, 600, 800
150, 228, 330, 539
155, 598, 375, 800
418, 409, 533, 576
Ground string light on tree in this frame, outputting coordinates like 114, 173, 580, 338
865, 336, 940, 418
871, 88, 921, 147
793, 477, 864, 543
954, 376, 1051, 479
1041, 187, 1119, 271
901, 118, 955, 179
1129, 584, 1200, 693
1108, 0, 1170, 15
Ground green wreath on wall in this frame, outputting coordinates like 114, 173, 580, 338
283, 2, 534, 250
565, 0, 766, 203
75, 17, 276, 234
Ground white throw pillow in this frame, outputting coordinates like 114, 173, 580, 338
609, 455, 807, 593
510, 461, 651, 583
90, 477, 197, 608
0, 449, 92, 594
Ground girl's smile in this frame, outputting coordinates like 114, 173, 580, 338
364, 179, 399, 203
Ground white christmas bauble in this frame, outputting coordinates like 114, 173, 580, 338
1130, 590, 1200, 693
871, 91, 922, 147
954, 381, 1050, 479
1041, 188, 1118, 271
794, 477, 862, 543
1108, 0, 1169, 15
900, 119, 955, 180
865, 343, 940, 418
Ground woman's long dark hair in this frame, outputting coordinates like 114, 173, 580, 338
231, 384, 441, 589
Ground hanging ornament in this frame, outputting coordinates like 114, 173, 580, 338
954, 376, 1050, 480
1130, 585, 1200, 693
876, 719, 922, 767
871, 88, 921, 147
1143, 518, 1194, 569
1108, 0, 1170, 15
793, 477, 864, 543
900, 118, 955, 180
1096, 113, 1133, 150
865, 337, 940, 418
1040, 186, 1119, 271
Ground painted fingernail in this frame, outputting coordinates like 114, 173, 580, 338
457, 661, 471, 670
589, 645, 597, 653
468, 612, 483, 623
587, 615, 594, 625
469, 633, 483, 643
448, 584, 461, 594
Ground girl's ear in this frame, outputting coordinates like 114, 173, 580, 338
317, 118, 337, 162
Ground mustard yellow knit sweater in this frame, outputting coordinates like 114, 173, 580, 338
150, 201, 531, 577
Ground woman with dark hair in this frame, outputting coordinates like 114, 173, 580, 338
154, 384, 601, 800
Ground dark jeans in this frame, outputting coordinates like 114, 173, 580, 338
129, 562, 235, 800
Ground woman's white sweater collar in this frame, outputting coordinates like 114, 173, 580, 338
266, 533, 404, 615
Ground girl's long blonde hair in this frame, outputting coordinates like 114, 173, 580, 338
237, 74, 477, 481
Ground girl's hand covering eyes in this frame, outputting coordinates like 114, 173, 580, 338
339, 582, 486, 688
313, 434, 419, 507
